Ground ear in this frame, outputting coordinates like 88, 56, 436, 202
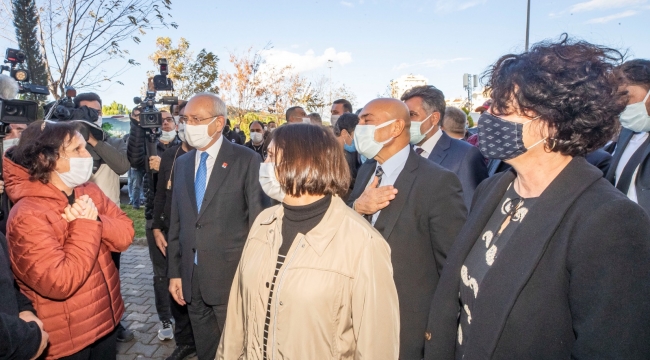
393, 118, 407, 137
432, 111, 442, 126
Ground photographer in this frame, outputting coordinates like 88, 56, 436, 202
127, 105, 181, 343
0, 74, 20, 236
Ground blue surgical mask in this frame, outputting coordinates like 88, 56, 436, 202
343, 133, 356, 153
477, 113, 544, 161
354, 120, 396, 159
409, 113, 435, 145
619, 89, 650, 132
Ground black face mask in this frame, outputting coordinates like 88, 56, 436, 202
477, 112, 542, 161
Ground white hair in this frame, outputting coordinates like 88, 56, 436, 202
192, 92, 228, 118
0, 74, 19, 100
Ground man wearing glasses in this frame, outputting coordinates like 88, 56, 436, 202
167, 93, 267, 360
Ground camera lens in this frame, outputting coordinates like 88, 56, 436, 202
4, 105, 21, 116
147, 114, 155, 123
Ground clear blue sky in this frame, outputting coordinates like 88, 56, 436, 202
2, 0, 649, 111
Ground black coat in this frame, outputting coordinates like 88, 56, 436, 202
347, 148, 467, 360
0, 234, 41, 359
606, 128, 650, 215
167, 140, 269, 305
127, 119, 180, 220
342, 149, 361, 202
427, 131, 488, 209
152, 144, 186, 232
424, 157, 650, 360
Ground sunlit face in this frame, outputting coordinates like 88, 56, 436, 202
623, 84, 650, 115
161, 111, 175, 132
55, 132, 91, 173
404, 96, 438, 135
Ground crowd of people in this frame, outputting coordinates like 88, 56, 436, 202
1, 34, 650, 360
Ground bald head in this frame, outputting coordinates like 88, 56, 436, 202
184, 92, 227, 150
187, 92, 228, 118
359, 98, 411, 163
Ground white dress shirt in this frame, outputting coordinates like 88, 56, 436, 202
414, 129, 443, 158
194, 134, 224, 185
366, 144, 411, 225
614, 132, 649, 203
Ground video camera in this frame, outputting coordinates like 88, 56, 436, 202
133, 58, 177, 128
43, 86, 99, 123
1, 48, 49, 96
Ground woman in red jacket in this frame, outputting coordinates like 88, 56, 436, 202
4, 121, 134, 359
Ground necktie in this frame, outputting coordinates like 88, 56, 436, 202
195, 152, 209, 211
365, 166, 385, 223
415, 147, 425, 156
616, 135, 650, 195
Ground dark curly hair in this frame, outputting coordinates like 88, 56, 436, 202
617, 59, 650, 90
483, 34, 627, 157
9, 121, 82, 184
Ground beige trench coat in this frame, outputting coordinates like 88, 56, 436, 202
217, 196, 400, 359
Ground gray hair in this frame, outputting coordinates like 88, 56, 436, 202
192, 92, 228, 118
400, 85, 446, 116
0, 74, 19, 100
442, 107, 468, 134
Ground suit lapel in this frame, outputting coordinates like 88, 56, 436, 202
184, 149, 198, 215
198, 140, 234, 218
464, 157, 603, 359
606, 128, 634, 183
428, 131, 451, 165
374, 149, 418, 240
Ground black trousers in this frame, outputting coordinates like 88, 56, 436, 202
146, 220, 195, 346
188, 265, 228, 360
59, 328, 117, 360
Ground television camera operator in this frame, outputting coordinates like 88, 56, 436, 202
127, 61, 184, 344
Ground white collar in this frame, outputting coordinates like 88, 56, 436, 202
378, 144, 410, 178
197, 134, 223, 160
419, 128, 443, 155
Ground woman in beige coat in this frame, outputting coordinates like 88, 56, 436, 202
218, 124, 399, 360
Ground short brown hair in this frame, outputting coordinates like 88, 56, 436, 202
9, 121, 81, 184
271, 123, 349, 197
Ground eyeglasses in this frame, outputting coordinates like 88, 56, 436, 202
178, 115, 219, 125
163, 117, 175, 123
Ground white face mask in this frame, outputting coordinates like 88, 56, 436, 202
619, 90, 650, 132
95, 117, 103, 127
173, 115, 180, 124
250, 132, 264, 144
56, 156, 94, 188
185, 117, 218, 149
331, 115, 341, 127
3, 138, 19, 153
354, 119, 396, 159
177, 123, 186, 143
160, 129, 177, 142
409, 113, 435, 145
259, 162, 285, 202
302, 117, 311, 124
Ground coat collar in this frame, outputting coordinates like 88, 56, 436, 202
258, 196, 348, 256
427, 156, 604, 359
374, 148, 420, 240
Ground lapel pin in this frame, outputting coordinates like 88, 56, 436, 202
222, 162, 228, 168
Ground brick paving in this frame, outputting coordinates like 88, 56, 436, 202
117, 244, 198, 360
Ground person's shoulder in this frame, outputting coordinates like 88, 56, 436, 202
229, 139, 259, 159
335, 200, 392, 254
161, 144, 182, 160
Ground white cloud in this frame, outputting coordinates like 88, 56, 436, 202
568, 0, 646, 13
586, 9, 638, 23
394, 57, 470, 70
435, 0, 487, 12
260, 48, 352, 73
341, 1, 354, 7
290, 44, 300, 49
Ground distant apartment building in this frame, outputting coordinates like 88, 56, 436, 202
389, 74, 428, 98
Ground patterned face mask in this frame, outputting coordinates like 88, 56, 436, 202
477, 112, 544, 161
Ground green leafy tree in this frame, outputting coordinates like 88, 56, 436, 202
102, 101, 129, 115
148, 37, 219, 100
11, 0, 48, 102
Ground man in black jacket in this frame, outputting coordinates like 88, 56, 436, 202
0, 233, 48, 359
244, 120, 266, 160
347, 98, 467, 359
167, 93, 267, 360
127, 108, 181, 344
151, 103, 197, 360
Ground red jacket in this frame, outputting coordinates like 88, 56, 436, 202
3, 157, 134, 359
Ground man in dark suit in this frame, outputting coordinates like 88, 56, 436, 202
401, 85, 488, 208
167, 93, 268, 360
347, 98, 467, 359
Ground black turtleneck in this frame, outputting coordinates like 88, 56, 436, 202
280, 194, 332, 256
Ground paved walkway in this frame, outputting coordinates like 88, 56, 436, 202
117, 245, 198, 360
